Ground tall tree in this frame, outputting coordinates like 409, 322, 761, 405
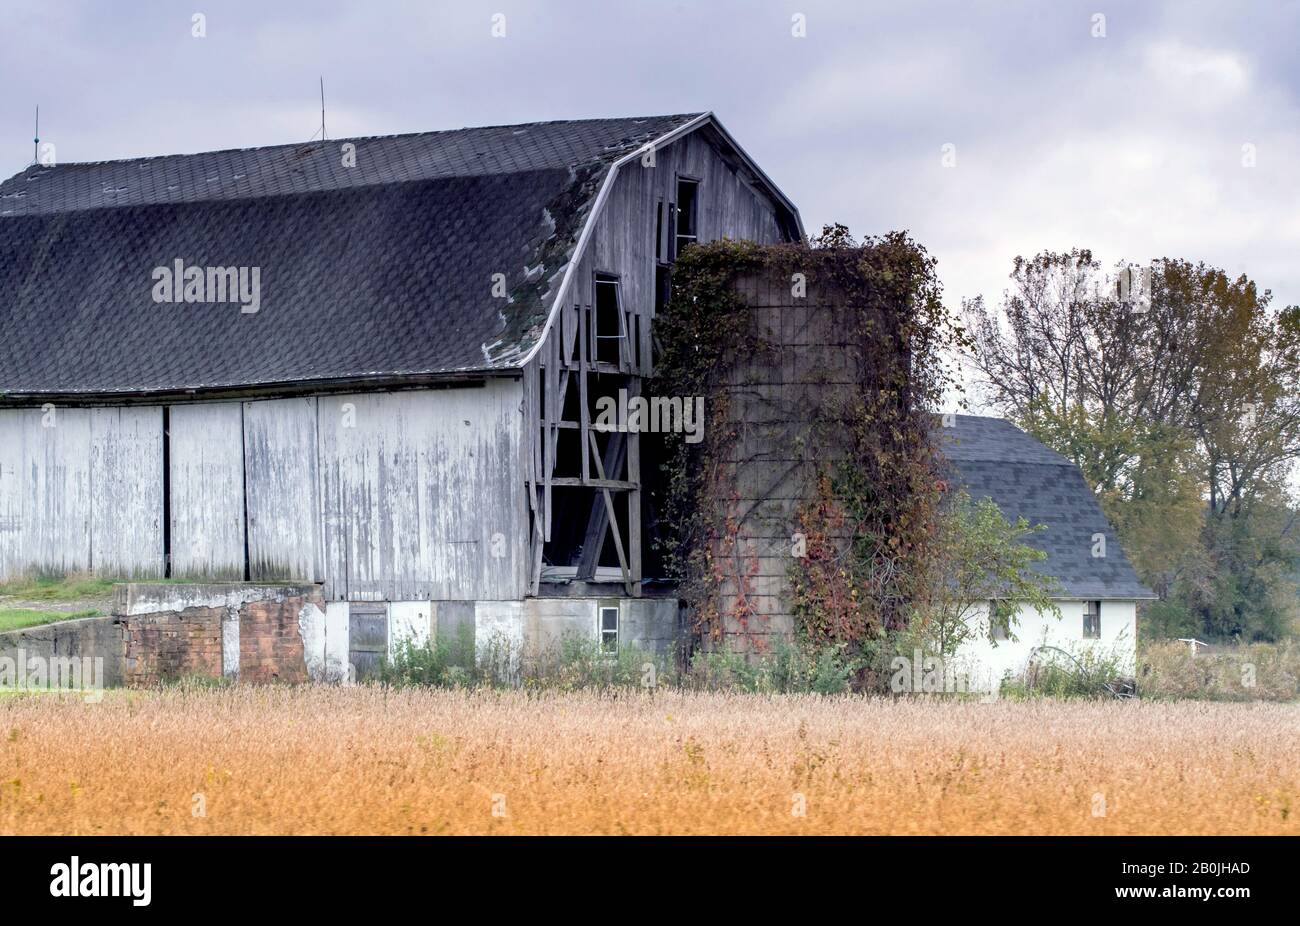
965, 251, 1300, 640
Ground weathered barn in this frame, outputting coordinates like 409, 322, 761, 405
0, 113, 803, 678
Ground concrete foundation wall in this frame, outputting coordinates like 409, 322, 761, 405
0, 585, 684, 688
0, 615, 124, 688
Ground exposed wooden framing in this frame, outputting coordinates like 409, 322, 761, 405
579, 300, 590, 484
587, 429, 632, 595
541, 354, 553, 543
556, 476, 633, 490
523, 120, 800, 598
575, 431, 627, 581
626, 380, 643, 592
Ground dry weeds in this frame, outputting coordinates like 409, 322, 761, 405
1, 686, 1295, 835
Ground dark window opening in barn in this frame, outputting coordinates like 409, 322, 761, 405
599, 603, 619, 653
542, 487, 587, 568
655, 265, 670, 315
1083, 600, 1101, 639
674, 178, 699, 257
594, 275, 623, 365
552, 428, 582, 479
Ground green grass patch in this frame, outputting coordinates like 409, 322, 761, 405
0, 608, 101, 633
0, 573, 116, 602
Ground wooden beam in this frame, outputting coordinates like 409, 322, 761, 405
579, 302, 590, 484
587, 429, 632, 594
575, 430, 628, 579
627, 392, 643, 596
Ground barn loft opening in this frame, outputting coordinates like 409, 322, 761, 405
673, 178, 699, 257
593, 275, 623, 365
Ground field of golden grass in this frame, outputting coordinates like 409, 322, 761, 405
1, 686, 1295, 835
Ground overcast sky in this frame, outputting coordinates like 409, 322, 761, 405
4, 0, 1298, 406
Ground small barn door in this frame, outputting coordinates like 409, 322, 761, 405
348, 603, 388, 681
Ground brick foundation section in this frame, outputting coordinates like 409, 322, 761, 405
121, 588, 320, 686
239, 598, 310, 684
122, 607, 224, 685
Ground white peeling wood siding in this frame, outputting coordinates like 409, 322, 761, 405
567, 129, 789, 316
0, 411, 22, 578
317, 380, 527, 601
25, 408, 93, 575
0, 407, 163, 578
89, 406, 164, 577
243, 397, 320, 582
169, 402, 246, 579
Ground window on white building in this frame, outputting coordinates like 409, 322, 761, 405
1083, 601, 1101, 639
599, 603, 620, 653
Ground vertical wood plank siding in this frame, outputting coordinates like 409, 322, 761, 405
243, 397, 321, 583
0, 407, 164, 579
168, 402, 247, 579
0, 383, 527, 599
316, 381, 527, 602
89, 406, 164, 577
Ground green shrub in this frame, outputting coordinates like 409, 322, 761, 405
1001, 644, 1132, 700
378, 623, 476, 688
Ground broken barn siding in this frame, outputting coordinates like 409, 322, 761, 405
568, 128, 788, 315
524, 128, 792, 592
89, 407, 164, 577
243, 397, 321, 583
316, 381, 528, 602
168, 403, 246, 579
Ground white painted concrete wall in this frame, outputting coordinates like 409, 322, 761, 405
951, 599, 1138, 692
388, 601, 432, 655
474, 601, 524, 679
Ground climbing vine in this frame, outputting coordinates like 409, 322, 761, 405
652, 227, 971, 656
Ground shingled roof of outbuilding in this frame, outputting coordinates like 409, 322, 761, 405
0, 113, 793, 399
938, 415, 1156, 601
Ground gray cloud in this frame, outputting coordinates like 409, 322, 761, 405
4, 0, 1298, 378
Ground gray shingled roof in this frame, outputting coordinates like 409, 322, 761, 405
0, 114, 702, 398
938, 415, 1155, 600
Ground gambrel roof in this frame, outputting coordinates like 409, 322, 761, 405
0, 113, 800, 401
939, 415, 1156, 601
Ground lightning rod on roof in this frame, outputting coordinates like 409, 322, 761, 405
320, 77, 327, 144
32, 105, 39, 166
